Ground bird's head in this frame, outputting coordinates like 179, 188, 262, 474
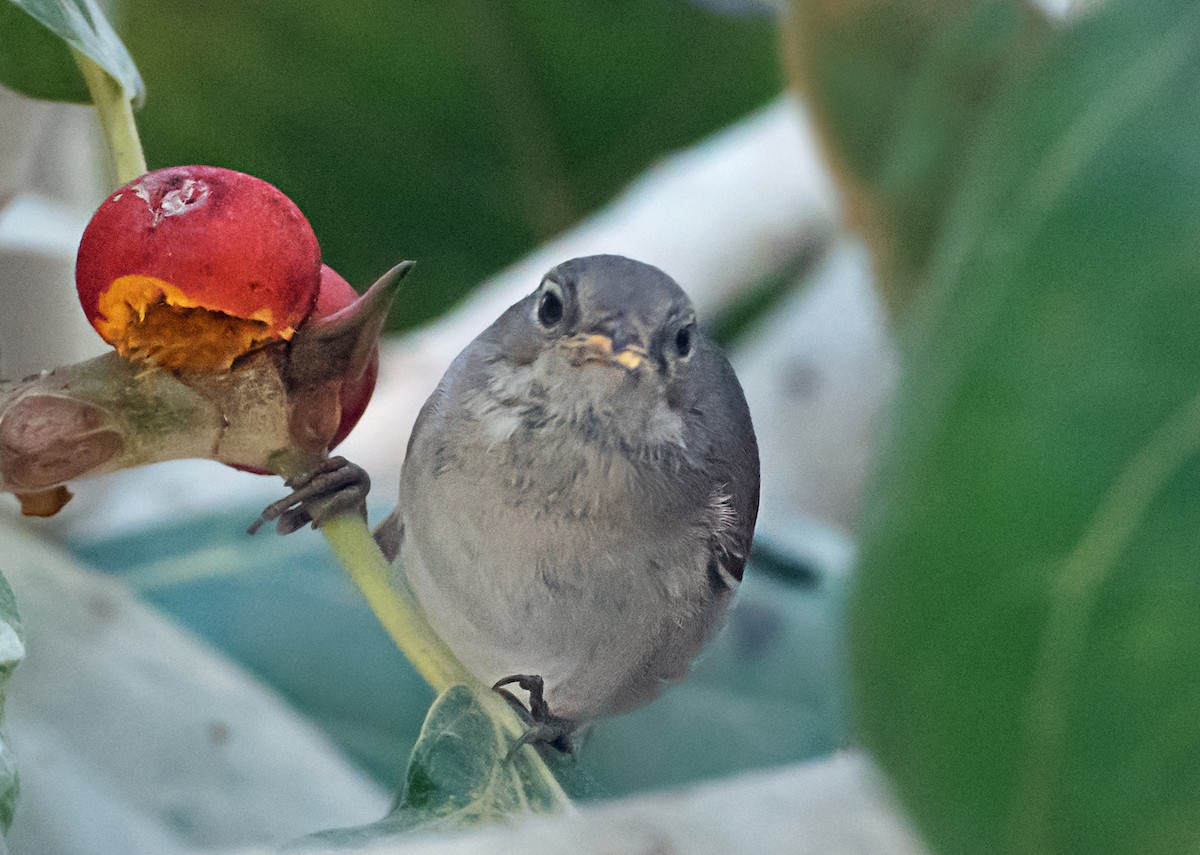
486, 255, 701, 451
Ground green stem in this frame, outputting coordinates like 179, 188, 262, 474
319, 514, 471, 693
319, 513, 570, 800
72, 50, 146, 186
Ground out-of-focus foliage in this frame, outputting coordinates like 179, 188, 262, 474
0, 0, 143, 103
788, 0, 1200, 853
117, 0, 783, 331
0, 572, 21, 833
70, 506, 846, 797
72, 509, 433, 786
784, 0, 1045, 313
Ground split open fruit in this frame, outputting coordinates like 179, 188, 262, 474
75, 165, 322, 373
72, 164, 385, 471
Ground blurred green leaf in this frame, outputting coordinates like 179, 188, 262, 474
0, 572, 23, 832
850, 1, 1200, 853
0, 2, 88, 101
784, 0, 1046, 311
0, 0, 144, 103
71, 505, 436, 790
293, 684, 571, 849
70, 507, 848, 800
118, 0, 781, 330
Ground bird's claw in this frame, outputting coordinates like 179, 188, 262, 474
248, 456, 370, 535
493, 674, 574, 758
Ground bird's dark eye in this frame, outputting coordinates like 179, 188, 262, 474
674, 324, 693, 357
538, 290, 564, 327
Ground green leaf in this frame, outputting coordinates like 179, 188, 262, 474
293, 684, 572, 849
0, 2, 88, 101
784, 0, 1046, 311
0, 0, 143, 104
0, 571, 24, 832
395, 684, 571, 826
851, 1, 1200, 854
115, 0, 780, 331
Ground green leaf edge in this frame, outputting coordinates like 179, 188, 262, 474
287, 684, 574, 851
0, 571, 25, 832
1, 0, 144, 104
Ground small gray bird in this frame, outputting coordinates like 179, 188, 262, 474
259, 255, 759, 747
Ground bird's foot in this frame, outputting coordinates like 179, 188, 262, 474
493, 674, 575, 758
248, 456, 370, 535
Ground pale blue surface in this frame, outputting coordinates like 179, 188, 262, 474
69, 506, 849, 797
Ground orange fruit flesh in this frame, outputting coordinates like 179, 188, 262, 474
95, 275, 289, 372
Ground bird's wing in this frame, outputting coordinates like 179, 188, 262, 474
696, 341, 760, 587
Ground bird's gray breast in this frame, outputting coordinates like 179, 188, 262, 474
397, 379, 721, 720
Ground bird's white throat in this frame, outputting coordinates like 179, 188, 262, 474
473, 353, 688, 453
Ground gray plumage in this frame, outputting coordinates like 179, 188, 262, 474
377, 255, 759, 724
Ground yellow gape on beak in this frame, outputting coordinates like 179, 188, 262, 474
567, 333, 647, 371
613, 348, 645, 371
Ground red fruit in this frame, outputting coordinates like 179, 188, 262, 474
75, 165, 321, 372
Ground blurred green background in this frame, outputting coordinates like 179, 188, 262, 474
117, 0, 783, 331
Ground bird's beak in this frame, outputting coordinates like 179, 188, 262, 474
564, 333, 648, 372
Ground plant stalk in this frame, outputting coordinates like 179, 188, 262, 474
73, 50, 146, 185
319, 514, 471, 694
318, 513, 569, 799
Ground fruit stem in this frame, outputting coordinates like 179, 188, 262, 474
72, 50, 147, 186
318, 513, 471, 694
